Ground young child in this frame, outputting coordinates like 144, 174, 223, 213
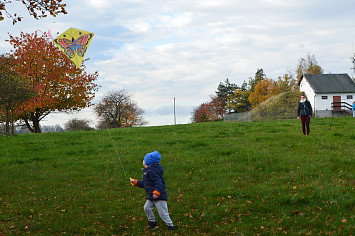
130, 151, 177, 231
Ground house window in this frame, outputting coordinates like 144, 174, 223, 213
321, 96, 328, 99
347, 95, 353, 99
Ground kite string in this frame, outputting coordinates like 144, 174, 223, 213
106, 127, 129, 180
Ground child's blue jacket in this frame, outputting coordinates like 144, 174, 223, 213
136, 163, 168, 201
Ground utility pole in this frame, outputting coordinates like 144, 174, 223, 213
174, 97, 176, 125
351, 45, 355, 82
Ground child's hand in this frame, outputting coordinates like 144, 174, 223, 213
153, 194, 159, 199
130, 178, 135, 185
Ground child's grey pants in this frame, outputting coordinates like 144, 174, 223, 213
144, 200, 173, 226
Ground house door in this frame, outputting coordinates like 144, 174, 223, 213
333, 96, 341, 111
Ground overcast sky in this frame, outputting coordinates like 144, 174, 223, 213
1, 0, 355, 127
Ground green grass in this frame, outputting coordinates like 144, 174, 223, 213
0, 117, 354, 235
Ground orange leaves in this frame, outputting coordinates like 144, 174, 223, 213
6, 31, 99, 132
192, 95, 225, 123
192, 102, 213, 123
249, 78, 280, 108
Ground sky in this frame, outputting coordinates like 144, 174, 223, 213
1, 0, 355, 127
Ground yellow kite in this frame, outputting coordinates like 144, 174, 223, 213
54, 27, 94, 68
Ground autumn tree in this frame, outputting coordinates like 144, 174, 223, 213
191, 95, 225, 123
226, 88, 252, 113
249, 78, 280, 108
296, 54, 323, 81
7, 31, 99, 133
95, 90, 146, 129
191, 102, 214, 123
0, 0, 67, 24
276, 73, 298, 93
208, 95, 226, 120
191, 103, 209, 123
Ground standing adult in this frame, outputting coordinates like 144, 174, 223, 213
352, 101, 355, 117
297, 95, 312, 135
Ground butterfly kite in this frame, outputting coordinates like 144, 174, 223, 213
53, 27, 94, 68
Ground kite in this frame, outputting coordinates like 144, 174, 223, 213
53, 27, 94, 68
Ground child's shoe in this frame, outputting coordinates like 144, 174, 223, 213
168, 225, 178, 230
148, 221, 158, 229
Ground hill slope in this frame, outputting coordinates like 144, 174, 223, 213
252, 91, 303, 121
0, 117, 354, 235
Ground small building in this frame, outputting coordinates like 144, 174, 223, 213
298, 74, 355, 117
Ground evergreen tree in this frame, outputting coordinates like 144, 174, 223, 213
215, 78, 239, 113
248, 68, 266, 92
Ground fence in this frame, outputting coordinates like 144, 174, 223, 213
224, 112, 252, 122
224, 109, 352, 122
224, 110, 298, 122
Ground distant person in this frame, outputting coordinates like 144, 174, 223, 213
297, 95, 312, 135
130, 151, 177, 231
352, 101, 355, 117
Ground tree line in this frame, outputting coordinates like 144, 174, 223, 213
0, 30, 324, 132
192, 54, 323, 123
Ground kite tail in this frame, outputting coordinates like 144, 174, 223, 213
36, 29, 55, 41
47, 30, 54, 41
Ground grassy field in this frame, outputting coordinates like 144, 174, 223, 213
0, 117, 354, 235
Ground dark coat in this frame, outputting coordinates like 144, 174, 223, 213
297, 100, 312, 116
136, 163, 168, 201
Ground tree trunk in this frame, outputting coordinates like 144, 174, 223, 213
24, 117, 42, 133
11, 119, 15, 134
5, 107, 9, 135
10, 110, 15, 134
33, 119, 41, 133
24, 119, 35, 133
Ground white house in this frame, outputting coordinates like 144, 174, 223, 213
298, 74, 355, 118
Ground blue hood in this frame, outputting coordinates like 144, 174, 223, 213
144, 151, 162, 166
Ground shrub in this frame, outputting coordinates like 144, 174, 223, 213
65, 118, 93, 131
